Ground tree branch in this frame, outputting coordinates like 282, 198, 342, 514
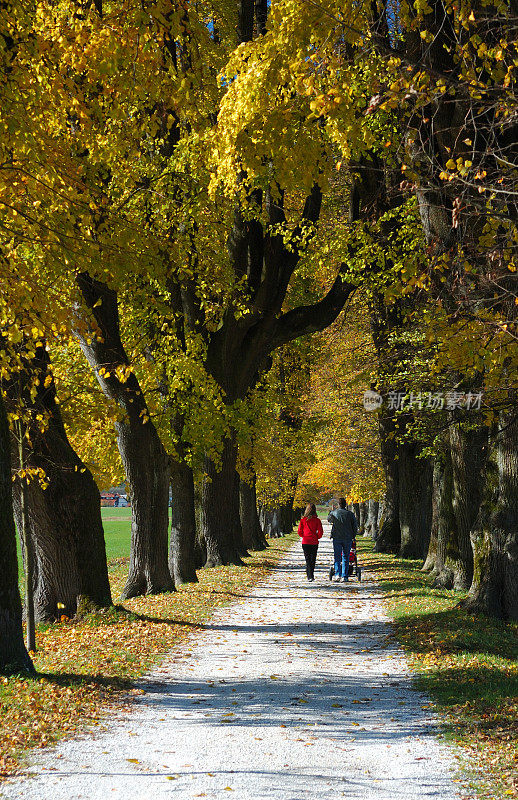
75, 272, 148, 421
271, 267, 356, 348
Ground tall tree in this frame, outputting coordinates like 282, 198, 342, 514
6, 343, 113, 620
0, 390, 34, 674
75, 275, 174, 599
465, 407, 518, 619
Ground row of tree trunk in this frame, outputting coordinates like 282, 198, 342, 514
374, 407, 518, 621
0, 345, 297, 671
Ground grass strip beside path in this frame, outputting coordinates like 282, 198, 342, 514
357, 538, 518, 800
1, 534, 297, 779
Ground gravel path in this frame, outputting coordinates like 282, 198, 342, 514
3, 530, 465, 800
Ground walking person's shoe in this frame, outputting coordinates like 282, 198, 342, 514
333, 574, 341, 582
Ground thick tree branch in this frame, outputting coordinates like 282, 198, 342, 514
254, 183, 323, 314
271, 268, 356, 348
75, 272, 148, 422
301, 183, 322, 225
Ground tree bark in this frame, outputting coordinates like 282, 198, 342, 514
358, 502, 367, 534
8, 347, 112, 621
432, 448, 455, 588
431, 423, 488, 591
118, 422, 173, 598
0, 392, 34, 674
259, 499, 296, 538
193, 486, 207, 568
422, 458, 443, 573
399, 442, 433, 560
278, 497, 296, 535
365, 499, 379, 539
201, 435, 244, 566
449, 422, 488, 590
75, 273, 173, 599
239, 473, 267, 550
169, 459, 198, 584
375, 412, 401, 553
465, 410, 518, 620
232, 467, 249, 557
17, 462, 35, 653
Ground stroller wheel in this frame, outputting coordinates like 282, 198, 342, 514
328, 566, 334, 581
357, 567, 362, 582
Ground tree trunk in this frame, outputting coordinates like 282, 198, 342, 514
279, 497, 296, 535
239, 474, 267, 550
449, 422, 488, 590
352, 502, 361, 526
399, 442, 433, 560
422, 458, 443, 573
193, 486, 207, 568
18, 467, 35, 653
365, 499, 379, 539
118, 421, 173, 598
259, 502, 294, 538
465, 410, 518, 620
8, 347, 112, 621
201, 436, 244, 566
75, 273, 173, 599
13, 467, 112, 621
358, 502, 367, 535
375, 413, 401, 553
232, 468, 249, 557
293, 506, 304, 523
169, 460, 198, 585
259, 506, 274, 538
0, 393, 34, 674
432, 449, 455, 588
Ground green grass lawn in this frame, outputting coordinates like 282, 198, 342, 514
357, 537, 518, 800
17, 507, 134, 579
100, 507, 133, 561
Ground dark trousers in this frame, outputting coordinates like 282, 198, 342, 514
302, 544, 318, 580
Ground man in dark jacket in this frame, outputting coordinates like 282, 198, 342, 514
328, 498, 358, 582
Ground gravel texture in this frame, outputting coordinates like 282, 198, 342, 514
2, 528, 464, 800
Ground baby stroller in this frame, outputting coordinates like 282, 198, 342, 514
328, 539, 362, 582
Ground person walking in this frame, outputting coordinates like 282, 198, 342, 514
328, 498, 357, 582
297, 504, 323, 582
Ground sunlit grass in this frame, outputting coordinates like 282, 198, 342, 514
357, 538, 518, 800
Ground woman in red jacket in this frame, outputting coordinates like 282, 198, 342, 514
297, 503, 324, 582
